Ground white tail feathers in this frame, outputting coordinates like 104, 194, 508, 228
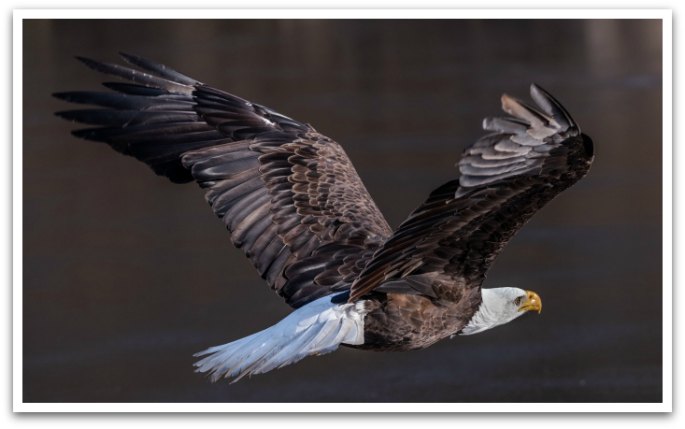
193, 295, 367, 383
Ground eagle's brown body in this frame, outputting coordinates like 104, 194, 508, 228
359, 285, 481, 351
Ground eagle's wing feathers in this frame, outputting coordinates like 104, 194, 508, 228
348, 84, 593, 302
55, 54, 391, 308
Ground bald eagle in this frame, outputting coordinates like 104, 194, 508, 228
55, 53, 593, 382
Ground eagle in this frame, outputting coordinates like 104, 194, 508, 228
54, 53, 594, 383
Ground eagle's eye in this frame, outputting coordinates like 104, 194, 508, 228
513, 296, 523, 306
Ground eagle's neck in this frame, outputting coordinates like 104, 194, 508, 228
459, 288, 522, 336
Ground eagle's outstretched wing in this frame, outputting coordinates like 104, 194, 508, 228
349, 84, 593, 302
55, 53, 392, 308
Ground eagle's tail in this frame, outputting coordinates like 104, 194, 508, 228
193, 295, 367, 383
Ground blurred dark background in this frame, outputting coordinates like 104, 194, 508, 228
23, 19, 662, 402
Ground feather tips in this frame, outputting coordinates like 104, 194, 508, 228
459, 83, 581, 189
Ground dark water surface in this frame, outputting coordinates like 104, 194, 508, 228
23, 19, 663, 402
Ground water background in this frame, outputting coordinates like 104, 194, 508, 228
22, 19, 663, 402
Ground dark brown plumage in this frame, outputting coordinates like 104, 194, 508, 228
55, 53, 593, 376
348, 86, 593, 349
348, 89, 593, 299
55, 53, 392, 309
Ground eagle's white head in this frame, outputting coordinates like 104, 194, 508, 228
459, 287, 542, 336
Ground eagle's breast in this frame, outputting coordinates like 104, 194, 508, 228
353, 279, 483, 351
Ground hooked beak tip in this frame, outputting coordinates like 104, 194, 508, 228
519, 290, 542, 314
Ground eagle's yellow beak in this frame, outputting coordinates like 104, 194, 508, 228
518, 290, 542, 314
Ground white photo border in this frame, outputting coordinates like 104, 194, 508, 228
12, 8, 673, 413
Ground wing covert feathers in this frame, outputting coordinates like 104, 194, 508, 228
348, 84, 593, 302
55, 54, 391, 308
